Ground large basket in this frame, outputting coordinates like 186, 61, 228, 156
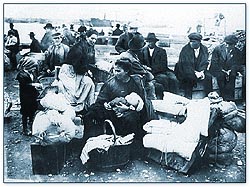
88, 120, 132, 171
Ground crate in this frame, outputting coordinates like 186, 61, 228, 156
31, 142, 66, 175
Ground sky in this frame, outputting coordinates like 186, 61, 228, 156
3, 3, 246, 34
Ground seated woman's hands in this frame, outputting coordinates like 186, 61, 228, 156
112, 102, 130, 118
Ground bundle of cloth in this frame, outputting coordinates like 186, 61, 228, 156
143, 97, 211, 161
32, 88, 84, 146
80, 133, 134, 165
104, 92, 144, 117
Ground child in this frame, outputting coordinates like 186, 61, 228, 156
16, 57, 42, 135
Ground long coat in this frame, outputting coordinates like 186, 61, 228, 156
209, 44, 243, 77
175, 43, 209, 83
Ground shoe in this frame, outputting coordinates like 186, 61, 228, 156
23, 130, 32, 136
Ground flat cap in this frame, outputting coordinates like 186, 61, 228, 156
224, 35, 238, 44
188, 32, 202, 41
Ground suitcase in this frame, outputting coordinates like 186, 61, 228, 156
31, 142, 66, 175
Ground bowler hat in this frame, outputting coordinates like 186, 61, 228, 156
188, 32, 202, 41
28, 32, 35, 36
128, 34, 145, 50
224, 35, 238, 44
43, 23, 54, 29
145, 33, 159, 42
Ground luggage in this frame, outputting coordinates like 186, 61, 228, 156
31, 142, 66, 175
87, 120, 133, 171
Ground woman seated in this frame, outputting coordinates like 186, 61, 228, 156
52, 63, 95, 114
84, 58, 157, 141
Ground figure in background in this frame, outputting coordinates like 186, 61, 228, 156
28, 32, 42, 53
115, 22, 141, 54
112, 23, 123, 45
61, 25, 76, 47
8, 22, 20, 46
174, 32, 213, 99
142, 33, 179, 99
43, 32, 70, 77
40, 23, 54, 52
5, 30, 18, 70
16, 57, 43, 135
210, 34, 243, 101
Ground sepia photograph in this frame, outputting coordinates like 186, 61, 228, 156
2, 2, 246, 183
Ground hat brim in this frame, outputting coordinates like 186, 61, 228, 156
145, 38, 159, 42
44, 26, 54, 29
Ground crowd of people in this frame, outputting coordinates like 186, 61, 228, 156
4, 21, 246, 156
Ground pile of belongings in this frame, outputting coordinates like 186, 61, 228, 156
144, 92, 245, 173
144, 93, 211, 162
32, 86, 84, 146
80, 133, 134, 165
204, 92, 246, 166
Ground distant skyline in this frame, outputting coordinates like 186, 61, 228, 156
4, 3, 246, 34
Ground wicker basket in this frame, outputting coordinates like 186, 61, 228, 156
88, 120, 133, 171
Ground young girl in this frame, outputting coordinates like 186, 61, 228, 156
16, 57, 42, 135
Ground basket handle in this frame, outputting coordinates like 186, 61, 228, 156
104, 120, 117, 145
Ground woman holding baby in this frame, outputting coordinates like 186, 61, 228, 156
84, 58, 156, 142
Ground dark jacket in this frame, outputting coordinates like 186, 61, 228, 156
30, 38, 42, 53
115, 32, 141, 54
16, 70, 39, 116
175, 43, 209, 82
142, 46, 170, 75
210, 44, 243, 77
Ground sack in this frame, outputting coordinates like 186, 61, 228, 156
207, 127, 237, 154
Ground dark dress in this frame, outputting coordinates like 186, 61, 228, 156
85, 75, 156, 139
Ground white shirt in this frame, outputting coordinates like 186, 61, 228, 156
194, 47, 200, 58
148, 48, 154, 57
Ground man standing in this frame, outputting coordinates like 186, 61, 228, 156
175, 32, 212, 99
43, 32, 70, 77
210, 34, 243, 101
8, 22, 20, 46
40, 23, 54, 52
142, 33, 179, 98
115, 22, 141, 54
112, 23, 123, 45
28, 32, 42, 53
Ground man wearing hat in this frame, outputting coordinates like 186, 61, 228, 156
115, 22, 141, 54
175, 32, 213, 99
8, 22, 20, 46
141, 33, 179, 99
43, 31, 69, 77
210, 34, 243, 101
6, 23, 20, 70
119, 33, 156, 100
40, 23, 54, 52
28, 32, 42, 53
